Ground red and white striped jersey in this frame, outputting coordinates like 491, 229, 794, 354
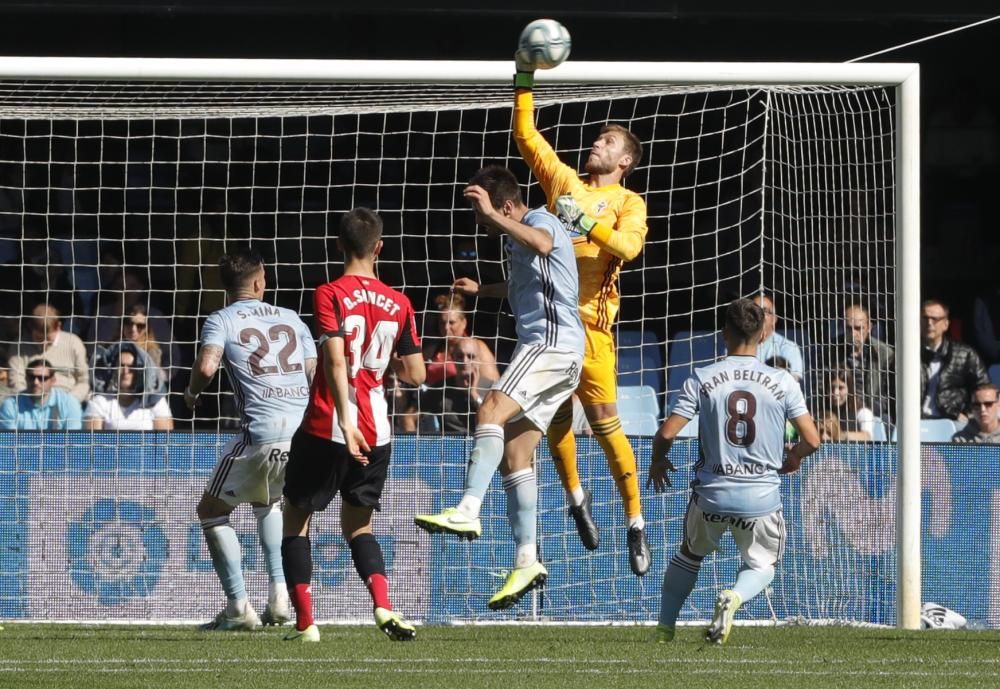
300, 274, 420, 447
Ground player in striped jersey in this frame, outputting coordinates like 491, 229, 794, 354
513, 55, 651, 575
415, 166, 584, 610
647, 298, 821, 644
185, 250, 317, 631
280, 208, 425, 642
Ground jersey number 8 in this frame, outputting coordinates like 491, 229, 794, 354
725, 390, 757, 447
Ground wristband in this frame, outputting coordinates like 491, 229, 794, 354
514, 71, 535, 90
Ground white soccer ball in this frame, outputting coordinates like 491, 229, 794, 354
518, 19, 571, 70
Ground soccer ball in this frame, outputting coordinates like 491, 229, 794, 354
517, 19, 571, 70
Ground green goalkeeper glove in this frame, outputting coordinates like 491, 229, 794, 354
555, 195, 596, 236
513, 49, 535, 89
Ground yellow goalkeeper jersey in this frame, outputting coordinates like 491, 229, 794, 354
514, 90, 648, 332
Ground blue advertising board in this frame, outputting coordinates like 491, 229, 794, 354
0, 433, 992, 626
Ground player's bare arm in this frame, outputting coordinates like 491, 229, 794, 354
322, 336, 371, 463
303, 357, 317, 385
780, 413, 822, 474
647, 413, 688, 492
184, 344, 223, 409
391, 352, 426, 387
453, 277, 508, 300
464, 184, 553, 256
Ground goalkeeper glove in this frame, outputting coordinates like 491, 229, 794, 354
513, 49, 535, 89
555, 195, 596, 236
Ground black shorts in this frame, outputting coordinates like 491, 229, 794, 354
283, 428, 391, 513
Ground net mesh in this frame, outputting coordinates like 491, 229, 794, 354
0, 77, 897, 623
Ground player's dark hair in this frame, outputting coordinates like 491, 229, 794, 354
218, 250, 265, 292
601, 124, 643, 176
338, 207, 383, 259
469, 166, 523, 209
725, 298, 765, 344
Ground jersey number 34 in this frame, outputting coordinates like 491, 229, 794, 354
343, 316, 399, 379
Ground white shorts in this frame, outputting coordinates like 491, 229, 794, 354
494, 344, 582, 432
204, 435, 290, 507
684, 498, 786, 571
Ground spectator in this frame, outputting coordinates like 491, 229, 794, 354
952, 383, 1000, 443
8, 303, 89, 402
0, 350, 13, 404
423, 291, 500, 386
842, 303, 895, 419
823, 369, 874, 441
972, 287, 1000, 365
0, 358, 82, 430
752, 293, 804, 382
420, 336, 498, 435
921, 298, 989, 421
119, 303, 175, 387
83, 269, 173, 356
817, 410, 843, 443
84, 347, 173, 431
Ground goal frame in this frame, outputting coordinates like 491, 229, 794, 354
0, 56, 921, 629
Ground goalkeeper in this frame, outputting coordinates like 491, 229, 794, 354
514, 53, 651, 575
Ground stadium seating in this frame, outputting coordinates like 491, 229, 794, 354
869, 418, 888, 442
617, 329, 665, 414
618, 384, 659, 435
666, 330, 724, 411
620, 413, 659, 436
890, 419, 958, 442
990, 364, 1000, 389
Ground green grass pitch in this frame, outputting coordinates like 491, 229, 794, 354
1, 624, 997, 689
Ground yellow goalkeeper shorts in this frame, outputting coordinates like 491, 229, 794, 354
576, 323, 618, 407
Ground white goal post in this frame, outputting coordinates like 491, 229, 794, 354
0, 57, 919, 629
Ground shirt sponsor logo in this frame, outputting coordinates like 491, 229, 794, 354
711, 462, 766, 476
701, 512, 757, 530
263, 386, 310, 399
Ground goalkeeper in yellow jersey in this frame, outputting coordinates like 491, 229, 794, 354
512, 56, 651, 576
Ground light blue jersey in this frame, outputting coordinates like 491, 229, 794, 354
673, 355, 807, 517
200, 299, 317, 444
504, 206, 584, 354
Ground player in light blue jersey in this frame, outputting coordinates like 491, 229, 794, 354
648, 298, 820, 644
415, 165, 584, 610
184, 250, 317, 631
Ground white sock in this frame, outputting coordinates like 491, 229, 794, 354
457, 495, 482, 519
567, 486, 586, 507
269, 580, 288, 601
628, 514, 645, 530
225, 597, 248, 615
515, 544, 537, 569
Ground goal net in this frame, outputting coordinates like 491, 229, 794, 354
0, 60, 913, 625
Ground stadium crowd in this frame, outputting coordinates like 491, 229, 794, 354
1, 291, 1000, 441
